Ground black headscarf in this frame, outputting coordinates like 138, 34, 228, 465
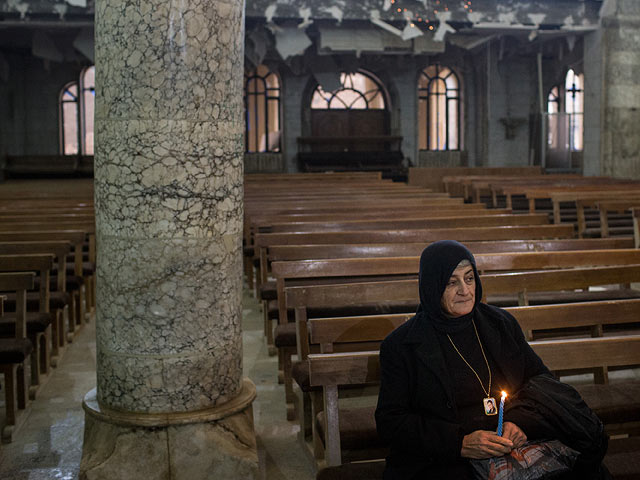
416, 240, 483, 333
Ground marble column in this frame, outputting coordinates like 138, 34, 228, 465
600, 0, 640, 178
80, 0, 258, 478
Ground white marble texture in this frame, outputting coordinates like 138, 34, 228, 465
95, 0, 244, 122
93, 0, 246, 413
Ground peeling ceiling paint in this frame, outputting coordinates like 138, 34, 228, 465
434, 11, 456, 42
298, 7, 313, 29
321, 6, 344, 23
527, 13, 546, 26
246, 1, 602, 27
274, 26, 312, 59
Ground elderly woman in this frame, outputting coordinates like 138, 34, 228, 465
375, 240, 609, 480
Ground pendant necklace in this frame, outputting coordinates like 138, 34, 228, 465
446, 319, 497, 416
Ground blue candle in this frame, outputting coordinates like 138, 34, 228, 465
497, 391, 507, 436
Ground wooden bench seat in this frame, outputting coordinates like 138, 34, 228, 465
245, 204, 511, 263
299, 297, 640, 465
0, 230, 94, 328
262, 213, 550, 234
254, 224, 574, 294
0, 241, 77, 354
407, 166, 543, 195
272, 248, 640, 351
275, 255, 640, 419
247, 205, 513, 252
286, 263, 640, 447
308, 335, 640, 477
0, 271, 35, 442
0, 254, 56, 391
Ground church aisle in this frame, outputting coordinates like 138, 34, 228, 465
0, 316, 96, 479
242, 288, 316, 480
0, 289, 315, 479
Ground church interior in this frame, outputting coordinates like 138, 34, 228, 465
1, 0, 640, 478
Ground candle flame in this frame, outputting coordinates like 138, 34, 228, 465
501, 391, 507, 398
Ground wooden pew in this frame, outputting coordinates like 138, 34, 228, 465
307, 335, 640, 475
0, 254, 55, 393
505, 299, 640, 343
0, 230, 93, 331
267, 237, 635, 262
502, 181, 640, 213
254, 224, 575, 348
263, 238, 635, 323
275, 248, 640, 342
407, 166, 543, 194
444, 174, 581, 204
254, 224, 574, 295
244, 196, 470, 288
246, 171, 383, 182
592, 199, 640, 238
299, 313, 410, 462
262, 213, 550, 234
284, 263, 640, 428
482, 264, 640, 306
0, 241, 73, 361
247, 204, 507, 251
0, 271, 35, 442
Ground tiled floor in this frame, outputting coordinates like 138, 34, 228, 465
0, 289, 316, 479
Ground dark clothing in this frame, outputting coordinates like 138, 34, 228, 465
375, 241, 550, 480
375, 240, 608, 480
506, 374, 609, 479
438, 322, 513, 435
375, 303, 550, 480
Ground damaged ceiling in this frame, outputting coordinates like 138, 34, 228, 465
246, 0, 603, 28
245, 0, 603, 63
0, 0, 604, 72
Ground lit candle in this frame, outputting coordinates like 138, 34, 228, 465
497, 391, 507, 436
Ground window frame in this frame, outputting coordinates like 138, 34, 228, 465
244, 65, 282, 153
59, 81, 80, 156
59, 66, 94, 156
418, 64, 461, 151
310, 71, 388, 111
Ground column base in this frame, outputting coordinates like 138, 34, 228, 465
79, 378, 258, 480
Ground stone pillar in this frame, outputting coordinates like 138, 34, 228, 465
80, 0, 258, 478
583, 29, 603, 177
600, 0, 640, 178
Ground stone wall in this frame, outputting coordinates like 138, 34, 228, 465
0, 53, 83, 157
601, 0, 640, 179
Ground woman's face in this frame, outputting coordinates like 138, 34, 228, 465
441, 264, 476, 317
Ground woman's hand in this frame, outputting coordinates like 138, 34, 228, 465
461, 430, 514, 459
501, 422, 527, 448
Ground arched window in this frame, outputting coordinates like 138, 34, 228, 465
59, 66, 94, 155
547, 86, 560, 149
81, 66, 95, 155
245, 65, 281, 153
60, 82, 79, 155
565, 69, 583, 151
418, 65, 460, 151
545, 70, 583, 153
311, 72, 386, 110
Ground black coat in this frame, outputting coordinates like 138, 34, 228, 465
375, 303, 550, 480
